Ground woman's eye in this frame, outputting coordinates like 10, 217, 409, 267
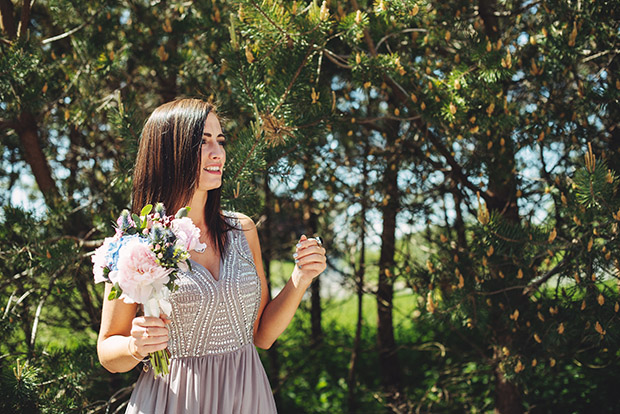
218, 141, 227, 147
201, 139, 207, 145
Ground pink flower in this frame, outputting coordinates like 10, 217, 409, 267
145, 215, 154, 229
171, 217, 205, 252
109, 240, 173, 305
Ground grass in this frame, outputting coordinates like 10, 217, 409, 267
268, 259, 421, 334
322, 291, 420, 333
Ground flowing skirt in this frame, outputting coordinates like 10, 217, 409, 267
125, 343, 277, 413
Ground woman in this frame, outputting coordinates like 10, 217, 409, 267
97, 98, 326, 413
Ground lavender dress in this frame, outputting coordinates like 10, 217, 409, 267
126, 215, 277, 413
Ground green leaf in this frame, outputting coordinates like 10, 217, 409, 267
131, 213, 142, 229
108, 283, 122, 300
140, 204, 153, 217
175, 207, 189, 218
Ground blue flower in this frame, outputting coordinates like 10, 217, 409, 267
105, 234, 141, 271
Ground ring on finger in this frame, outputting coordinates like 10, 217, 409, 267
312, 236, 323, 247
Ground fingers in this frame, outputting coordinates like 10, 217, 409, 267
131, 317, 169, 339
130, 316, 169, 356
295, 236, 322, 250
294, 234, 327, 273
295, 260, 326, 274
129, 335, 168, 357
138, 341, 169, 355
297, 257, 327, 273
295, 252, 326, 266
132, 325, 168, 339
133, 316, 168, 328
293, 245, 326, 260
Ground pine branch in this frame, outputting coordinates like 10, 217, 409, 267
350, 1, 491, 207
375, 28, 426, 53
349, 0, 376, 56
30, 264, 67, 348
231, 131, 263, 183
582, 49, 619, 63
523, 252, 575, 295
425, 131, 493, 204
42, 22, 88, 44
321, 47, 351, 69
264, 143, 301, 169
247, 0, 293, 45
272, 43, 315, 116
476, 284, 528, 296
356, 114, 422, 124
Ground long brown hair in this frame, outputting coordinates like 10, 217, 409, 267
132, 98, 232, 256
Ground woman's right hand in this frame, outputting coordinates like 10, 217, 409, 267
128, 315, 170, 359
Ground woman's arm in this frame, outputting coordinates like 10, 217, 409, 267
97, 283, 169, 373
238, 215, 326, 349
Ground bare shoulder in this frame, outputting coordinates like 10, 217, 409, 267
233, 212, 257, 232
232, 213, 262, 259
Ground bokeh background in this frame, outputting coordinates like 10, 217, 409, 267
1, 1, 619, 413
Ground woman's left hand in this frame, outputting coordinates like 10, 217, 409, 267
291, 234, 326, 288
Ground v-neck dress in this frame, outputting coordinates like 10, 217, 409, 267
125, 214, 277, 413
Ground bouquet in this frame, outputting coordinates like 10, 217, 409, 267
92, 203, 205, 377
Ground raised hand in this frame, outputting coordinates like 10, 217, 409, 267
291, 235, 327, 288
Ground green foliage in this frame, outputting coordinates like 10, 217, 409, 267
0, 42, 44, 116
573, 159, 617, 208
2, 0, 620, 412
0, 359, 40, 414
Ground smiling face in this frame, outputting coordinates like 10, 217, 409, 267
197, 111, 226, 191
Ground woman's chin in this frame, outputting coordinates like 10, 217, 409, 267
198, 181, 222, 192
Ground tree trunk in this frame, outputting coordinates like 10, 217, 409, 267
347, 141, 369, 413
606, 120, 620, 174
487, 135, 523, 414
262, 171, 281, 407
377, 146, 405, 410
493, 341, 522, 414
303, 156, 322, 346
451, 184, 467, 250
14, 112, 60, 205
476, 0, 525, 407
66, 125, 82, 201
0, 0, 17, 39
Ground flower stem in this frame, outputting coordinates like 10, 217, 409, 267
148, 348, 170, 378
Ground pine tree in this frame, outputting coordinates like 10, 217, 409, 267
0, 0, 271, 410
2, 0, 619, 412
401, 1, 620, 412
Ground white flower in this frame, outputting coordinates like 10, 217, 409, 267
143, 286, 172, 317
178, 261, 189, 272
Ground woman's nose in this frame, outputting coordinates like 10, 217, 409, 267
208, 143, 224, 159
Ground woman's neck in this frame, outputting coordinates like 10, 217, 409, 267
187, 190, 208, 229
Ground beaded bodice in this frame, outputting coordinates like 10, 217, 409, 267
167, 215, 261, 357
